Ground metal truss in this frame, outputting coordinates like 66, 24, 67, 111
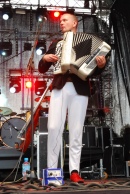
0, 0, 113, 41
101, 61, 114, 129
84, 59, 114, 129
0, 0, 114, 14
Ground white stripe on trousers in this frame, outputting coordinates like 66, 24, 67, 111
47, 82, 88, 173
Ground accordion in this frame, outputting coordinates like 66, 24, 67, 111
53, 32, 111, 80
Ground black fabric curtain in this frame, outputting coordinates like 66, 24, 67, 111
110, 0, 130, 105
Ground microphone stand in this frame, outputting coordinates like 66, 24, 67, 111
25, 18, 46, 183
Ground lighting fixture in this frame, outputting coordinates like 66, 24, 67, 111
9, 78, 21, 93
2, 4, 13, 20
35, 80, 47, 96
36, 40, 46, 55
24, 43, 32, 51
0, 41, 12, 56
36, 8, 48, 22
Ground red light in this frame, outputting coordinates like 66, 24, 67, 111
54, 11, 60, 18
26, 81, 32, 88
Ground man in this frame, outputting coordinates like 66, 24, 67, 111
38, 13, 106, 183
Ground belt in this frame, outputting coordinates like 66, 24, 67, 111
66, 77, 72, 82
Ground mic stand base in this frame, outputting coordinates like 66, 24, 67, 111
29, 170, 38, 183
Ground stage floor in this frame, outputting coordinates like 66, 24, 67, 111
1, 177, 130, 194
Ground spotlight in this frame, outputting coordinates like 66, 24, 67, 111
2, 4, 13, 20
25, 80, 32, 89
49, 9, 75, 21
36, 8, 48, 22
9, 78, 21, 93
0, 41, 12, 56
49, 10, 62, 21
35, 80, 47, 96
53, 11, 60, 18
36, 40, 46, 55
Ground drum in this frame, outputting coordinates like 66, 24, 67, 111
1, 118, 26, 148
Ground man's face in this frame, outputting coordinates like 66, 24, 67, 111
60, 14, 77, 33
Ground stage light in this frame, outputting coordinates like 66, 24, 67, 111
9, 78, 21, 93
54, 11, 60, 18
36, 8, 48, 22
24, 42, 32, 51
35, 80, 47, 96
49, 9, 75, 21
49, 10, 61, 20
2, 4, 13, 20
25, 81, 32, 89
36, 40, 46, 55
0, 41, 12, 56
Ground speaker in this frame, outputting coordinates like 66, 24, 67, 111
124, 127, 130, 161
37, 117, 62, 179
103, 146, 125, 176
39, 116, 48, 133
37, 133, 48, 179
83, 126, 97, 148
64, 126, 97, 148
97, 127, 111, 151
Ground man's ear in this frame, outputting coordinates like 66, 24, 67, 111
73, 21, 77, 28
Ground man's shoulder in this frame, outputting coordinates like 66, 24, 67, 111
48, 39, 62, 50
51, 38, 62, 45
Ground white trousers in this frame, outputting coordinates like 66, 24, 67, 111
47, 82, 88, 173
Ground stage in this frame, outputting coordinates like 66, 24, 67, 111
1, 177, 130, 194
0, 120, 129, 194
0, 146, 130, 194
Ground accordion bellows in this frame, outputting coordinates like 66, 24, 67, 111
54, 32, 111, 80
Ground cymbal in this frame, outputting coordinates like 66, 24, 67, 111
0, 107, 12, 116
17, 113, 26, 117
35, 96, 50, 103
10, 112, 17, 116
0, 120, 5, 122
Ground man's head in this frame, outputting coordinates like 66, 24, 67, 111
60, 13, 78, 33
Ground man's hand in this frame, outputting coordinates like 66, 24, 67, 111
43, 54, 59, 63
95, 56, 106, 68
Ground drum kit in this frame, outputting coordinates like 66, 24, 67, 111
0, 107, 26, 148
0, 96, 50, 149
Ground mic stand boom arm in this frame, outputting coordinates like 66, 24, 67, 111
26, 20, 45, 75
